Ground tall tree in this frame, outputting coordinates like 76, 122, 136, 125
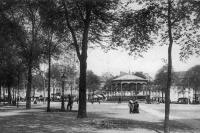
62, 0, 120, 118
39, 0, 66, 111
112, 0, 194, 132
41, 0, 120, 118
17, 0, 46, 109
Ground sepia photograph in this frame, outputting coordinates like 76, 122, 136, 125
0, 0, 200, 133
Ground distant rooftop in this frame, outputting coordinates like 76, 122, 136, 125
113, 74, 147, 81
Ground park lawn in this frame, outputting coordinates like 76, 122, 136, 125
0, 102, 196, 133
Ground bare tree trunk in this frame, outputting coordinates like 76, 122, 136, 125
162, 89, 164, 102
77, 59, 87, 118
17, 74, 20, 108
43, 77, 45, 104
47, 38, 51, 112
53, 82, 55, 101
3, 87, 5, 104
8, 85, 12, 104
0, 82, 1, 104
164, 0, 173, 132
12, 88, 15, 101
26, 62, 32, 109
194, 87, 197, 103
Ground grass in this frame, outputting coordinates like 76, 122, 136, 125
0, 102, 198, 133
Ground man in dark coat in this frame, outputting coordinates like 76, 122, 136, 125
67, 95, 73, 111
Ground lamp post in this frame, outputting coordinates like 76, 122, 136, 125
61, 73, 66, 111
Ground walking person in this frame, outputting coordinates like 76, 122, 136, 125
67, 95, 73, 111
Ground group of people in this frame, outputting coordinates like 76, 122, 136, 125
128, 99, 139, 114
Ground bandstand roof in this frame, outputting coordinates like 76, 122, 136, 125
113, 74, 148, 82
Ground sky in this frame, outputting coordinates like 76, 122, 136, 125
87, 44, 200, 79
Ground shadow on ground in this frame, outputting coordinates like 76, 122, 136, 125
0, 106, 195, 133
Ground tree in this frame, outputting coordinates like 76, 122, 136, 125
154, 65, 177, 101
86, 70, 101, 96
14, 0, 53, 109
41, 0, 120, 118
179, 1, 200, 61
184, 65, 200, 103
50, 63, 62, 101
39, 0, 67, 111
102, 75, 115, 97
32, 73, 44, 96
112, 0, 194, 132
0, 0, 26, 105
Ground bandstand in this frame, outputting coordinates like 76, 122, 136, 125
107, 74, 148, 101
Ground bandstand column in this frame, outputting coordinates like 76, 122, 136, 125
120, 82, 122, 100
136, 83, 138, 95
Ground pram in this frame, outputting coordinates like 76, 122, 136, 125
128, 100, 139, 114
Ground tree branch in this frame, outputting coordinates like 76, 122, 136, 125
75, 1, 85, 22
62, 0, 81, 60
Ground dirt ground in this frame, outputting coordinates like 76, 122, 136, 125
0, 102, 199, 133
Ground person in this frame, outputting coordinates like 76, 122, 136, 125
67, 95, 73, 111
118, 97, 121, 104
34, 98, 37, 104
128, 99, 134, 114
133, 101, 139, 113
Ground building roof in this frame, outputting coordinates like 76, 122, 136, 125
113, 74, 148, 81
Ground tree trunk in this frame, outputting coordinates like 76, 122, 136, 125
43, 77, 45, 104
8, 85, 12, 104
194, 87, 197, 103
47, 39, 51, 112
0, 82, 1, 104
164, 0, 173, 132
53, 82, 55, 101
12, 88, 15, 100
3, 87, 5, 104
77, 59, 87, 118
26, 62, 32, 109
17, 74, 20, 108
77, 4, 91, 117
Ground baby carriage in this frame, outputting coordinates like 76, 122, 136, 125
128, 100, 139, 114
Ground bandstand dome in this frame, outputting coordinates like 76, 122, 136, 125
113, 74, 148, 84
113, 74, 147, 82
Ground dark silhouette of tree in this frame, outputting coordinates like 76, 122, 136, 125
86, 70, 101, 97
184, 65, 200, 103
0, 0, 26, 105
154, 65, 177, 101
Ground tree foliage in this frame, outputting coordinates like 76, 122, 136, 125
111, 2, 159, 56
86, 70, 101, 93
184, 65, 200, 89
